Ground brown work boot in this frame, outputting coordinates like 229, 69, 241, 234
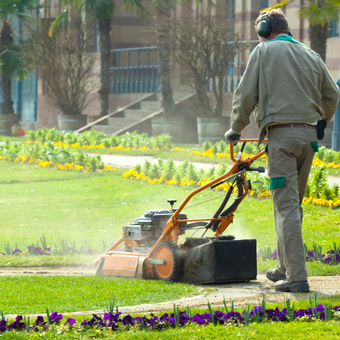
274, 280, 310, 292
266, 268, 286, 282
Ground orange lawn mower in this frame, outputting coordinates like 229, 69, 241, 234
94, 139, 267, 284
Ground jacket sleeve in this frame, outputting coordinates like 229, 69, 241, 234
230, 49, 260, 134
319, 58, 340, 121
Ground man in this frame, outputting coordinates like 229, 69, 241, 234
225, 9, 339, 292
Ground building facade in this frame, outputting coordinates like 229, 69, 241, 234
2, 0, 339, 135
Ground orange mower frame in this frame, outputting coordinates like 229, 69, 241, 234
94, 139, 267, 281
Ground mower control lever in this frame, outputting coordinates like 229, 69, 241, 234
167, 199, 177, 214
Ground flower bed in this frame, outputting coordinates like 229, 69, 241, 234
1, 304, 339, 336
122, 164, 340, 208
258, 245, 340, 265
0, 140, 115, 172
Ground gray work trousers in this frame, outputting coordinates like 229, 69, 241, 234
267, 125, 317, 282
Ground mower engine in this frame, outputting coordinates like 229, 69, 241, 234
122, 209, 187, 253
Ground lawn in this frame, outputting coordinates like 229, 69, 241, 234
0, 139, 339, 338
0, 160, 339, 256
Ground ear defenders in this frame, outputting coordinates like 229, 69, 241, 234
257, 14, 272, 38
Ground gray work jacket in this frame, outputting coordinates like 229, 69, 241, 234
230, 35, 340, 142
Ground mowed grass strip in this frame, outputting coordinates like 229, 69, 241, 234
0, 160, 339, 272
0, 275, 199, 315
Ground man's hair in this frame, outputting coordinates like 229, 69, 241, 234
255, 9, 290, 35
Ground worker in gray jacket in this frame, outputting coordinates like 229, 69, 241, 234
225, 9, 339, 292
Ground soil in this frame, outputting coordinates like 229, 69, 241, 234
1, 266, 339, 316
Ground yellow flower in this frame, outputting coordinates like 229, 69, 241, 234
113, 145, 124, 150
166, 179, 179, 185
104, 164, 116, 171
70, 142, 81, 148
216, 152, 230, 158
188, 151, 202, 156
171, 147, 186, 152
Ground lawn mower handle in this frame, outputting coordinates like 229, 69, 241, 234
150, 138, 268, 251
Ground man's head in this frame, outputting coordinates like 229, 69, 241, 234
255, 9, 290, 40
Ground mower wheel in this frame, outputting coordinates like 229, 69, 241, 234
154, 241, 182, 282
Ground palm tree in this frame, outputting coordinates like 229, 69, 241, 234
0, 0, 36, 115
153, 0, 176, 116
299, 0, 340, 62
51, 0, 148, 116
268, 0, 340, 62
151, 0, 210, 116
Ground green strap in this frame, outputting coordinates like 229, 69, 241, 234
269, 177, 286, 190
310, 141, 319, 153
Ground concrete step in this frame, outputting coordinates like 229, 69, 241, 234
123, 109, 156, 119
140, 100, 161, 110
92, 125, 123, 135
106, 117, 137, 127
173, 87, 194, 101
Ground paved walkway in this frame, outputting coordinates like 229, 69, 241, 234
94, 153, 339, 186
96, 154, 215, 171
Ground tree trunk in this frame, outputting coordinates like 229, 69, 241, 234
156, 8, 175, 116
98, 18, 112, 116
194, 74, 212, 116
309, 23, 328, 62
0, 20, 15, 114
0, 76, 14, 114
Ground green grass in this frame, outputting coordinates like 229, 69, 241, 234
113, 322, 340, 340
0, 275, 199, 315
0, 255, 95, 267
0, 137, 339, 338
0, 136, 28, 142
0, 162, 194, 250
1, 321, 339, 339
0, 160, 339, 270
257, 259, 340, 276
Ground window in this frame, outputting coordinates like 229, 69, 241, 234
329, 19, 339, 37
261, 1, 268, 9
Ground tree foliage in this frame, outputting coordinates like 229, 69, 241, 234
0, 0, 37, 114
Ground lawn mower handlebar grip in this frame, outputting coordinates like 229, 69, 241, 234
248, 166, 265, 173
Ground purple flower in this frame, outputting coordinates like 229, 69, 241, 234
49, 312, 63, 324
134, 315, 150, 330
122, 314, 134, 326
306, 250, 315, 261
104, 312, 121, 324
34, 247, 43, 255
80, 319, 89, 328
149, 316, 162, 329
81, 314, 103, 328
65, 318, 76, 326
0, 320, 7, 333
8, 315, 26, 331
111, 323, 119, 331
250, 306, 265, 318
160, 313, 169, 322
271, 249, 278, 260
12, 248, 22, 255
35, 316, 45, 326
323, 256, 332, 264
213, 310, 225, 324
192, 313, 207, 325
